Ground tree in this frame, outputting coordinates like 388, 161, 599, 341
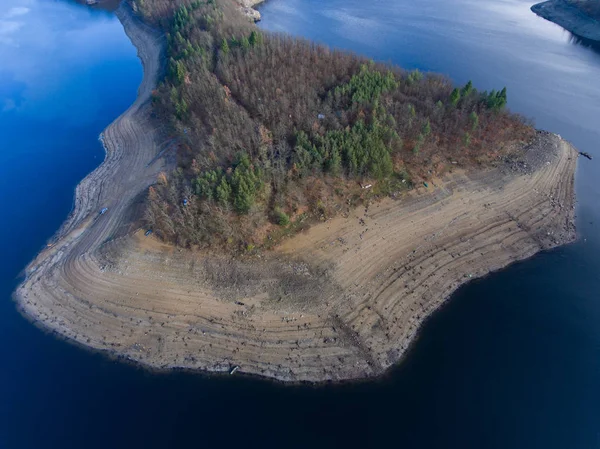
220, 38, 230, 55
233, 175, 254, 213
231, 153, 261, 214
215, 177, 232, 207
249, 30, 262, 47
240, 36, 250, 51
407, 103, 416, 127
485, 87, 507, 110
469, 111, 479, 130
463, 132, 472, 147
325, 146, 342, 176
413, 134, 425, 155
422, 119, 431, 137
274, 208, 290, 226
175, 98, 188, 119
407, 69, 423, 85
462, 80, 473, 96
175, 61, 186, 84
450, 88, 461, 106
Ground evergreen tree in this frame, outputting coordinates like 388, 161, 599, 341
249, 30, 262, 47
216, 177, 232, 207
240, 36, 250, 51
175, 98, 188, 119
463, 132, 472, 147
220, 38, 230, 55
175, 61, 186, 84
485, 88, 507, 110
413, 134, 425, 155
325, 146, 342, 176
422, 119, 431, 137
469, 111, 479, 130
462, 80, 473, 96
407, 103, 416, 127
274, 208, 290, 226
450, 88, 461, 106
407, 69, 423, 85
233, 175, 254, 213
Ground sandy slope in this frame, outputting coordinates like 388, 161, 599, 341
15, 4, 578, 382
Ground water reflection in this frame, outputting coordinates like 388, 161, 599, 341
568, 32, 600, 53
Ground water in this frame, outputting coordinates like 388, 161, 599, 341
1, 0, 599, 447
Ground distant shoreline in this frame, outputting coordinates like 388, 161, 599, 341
532, 0, 600, 43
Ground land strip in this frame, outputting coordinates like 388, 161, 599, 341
15, 2, 578, 382
532, 0, 600, 42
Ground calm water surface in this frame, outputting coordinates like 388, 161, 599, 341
1, 0, 599, 448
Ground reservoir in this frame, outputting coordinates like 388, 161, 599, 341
1, 0, 599, 447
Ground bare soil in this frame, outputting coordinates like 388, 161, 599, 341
14, 4, 578, 382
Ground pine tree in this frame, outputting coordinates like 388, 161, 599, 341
462, 80, 473, 96
221, 38, 230, 55
240, 36, 250, 51
463, 132, 472, 147
469, 111, 479, 130
325, 147, 342, 176
450, 88, 461, 106
233, 175, 254, 213
175, 61, 186, 85
274, 208, 290, 226
422, 119, 431, 137
216, 177, 232, 207
249, 30, 262, 47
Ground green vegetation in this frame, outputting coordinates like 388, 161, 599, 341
334, 63, 398, 104
134, 0, 534, 250
193, 152, 262, 213
485, 88, 507, 111
273, 208, 290, 226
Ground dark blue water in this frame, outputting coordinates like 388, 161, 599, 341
1, 0, 599, 448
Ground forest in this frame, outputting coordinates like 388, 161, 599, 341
132, 0, 534, 250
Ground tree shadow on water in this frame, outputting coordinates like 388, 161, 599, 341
568, 32, 600, 55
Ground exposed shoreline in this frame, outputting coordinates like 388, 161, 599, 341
532, 0, 600, 43
238, 0, 265, 21
15, 2, 578, 382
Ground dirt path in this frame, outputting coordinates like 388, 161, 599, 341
14, 5, 578, 383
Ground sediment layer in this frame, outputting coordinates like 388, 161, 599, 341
15, 3, 578, 382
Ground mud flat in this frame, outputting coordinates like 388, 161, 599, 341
15, 3, 579, 382
532, 0, 600, 42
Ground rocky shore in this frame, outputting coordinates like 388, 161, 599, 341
15, 1, 579, 383
237, 0, 264, 21
532, 0, 600, 42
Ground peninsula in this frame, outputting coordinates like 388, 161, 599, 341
15, 0, 578, 382
532, 0, 600, 42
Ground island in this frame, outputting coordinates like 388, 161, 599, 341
532, 0, 600, 43
14, 0, 579, 382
